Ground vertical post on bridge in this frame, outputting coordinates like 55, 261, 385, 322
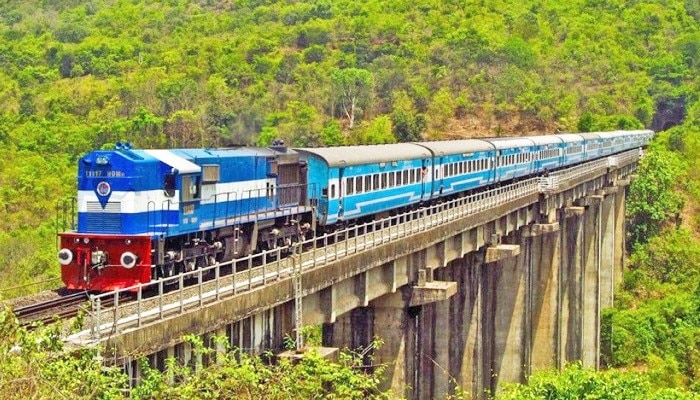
293, 242, 304, 351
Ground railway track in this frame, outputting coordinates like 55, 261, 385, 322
14, 291, 120, 327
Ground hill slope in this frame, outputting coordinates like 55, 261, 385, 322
0, 0, 697, 296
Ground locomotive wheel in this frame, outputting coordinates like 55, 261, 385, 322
161, 262, 183, 286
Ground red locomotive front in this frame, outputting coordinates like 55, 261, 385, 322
58, 233, 152, 292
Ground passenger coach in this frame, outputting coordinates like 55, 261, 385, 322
296, 144, 431, 225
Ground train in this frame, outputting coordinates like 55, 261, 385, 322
57, 130, 653, 291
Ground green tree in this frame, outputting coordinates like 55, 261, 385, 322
627, 148, 685, 248
500, 364, 697, 399
330, 68, 373, 129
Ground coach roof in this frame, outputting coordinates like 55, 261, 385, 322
413, 139, 494, 156
295, 143, 431, 167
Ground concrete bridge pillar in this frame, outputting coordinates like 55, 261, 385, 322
444, 253, 485, 398
324, 281, 458, 399
614, 187, 627, 287
582, 195, 603, 369
483, 234, 526, 396
525, 221, 561, 372
600, 189, 618, 309
560, 206, 585, 364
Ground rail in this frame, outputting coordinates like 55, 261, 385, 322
78, 150, 641, 342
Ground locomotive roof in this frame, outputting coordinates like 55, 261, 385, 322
413, 139, 494, 155
172, 147, 296, 159
143, 150, 202, 174
295, 143, 431, 167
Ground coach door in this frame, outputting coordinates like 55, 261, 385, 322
421, 158, 432, 201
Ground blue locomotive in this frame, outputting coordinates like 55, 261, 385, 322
58, 130, 652, 291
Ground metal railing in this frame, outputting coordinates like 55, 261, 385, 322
77, 150, 641, 343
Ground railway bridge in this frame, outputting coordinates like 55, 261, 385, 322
67, 149, 640, 399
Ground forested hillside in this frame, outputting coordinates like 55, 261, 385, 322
0, 0, 698, 296
0, 0, 700, 398
1, 0, 698, 296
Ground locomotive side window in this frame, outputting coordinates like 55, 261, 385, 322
181, 175, 201, 202
164, 174, 176, 197
202, 165, 220, 183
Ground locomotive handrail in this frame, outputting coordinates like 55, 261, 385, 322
79, 149, 642, 342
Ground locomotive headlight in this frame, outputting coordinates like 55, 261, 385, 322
120, 252, 137, 269
83, 238, 90, 244
57, 249, 73, 266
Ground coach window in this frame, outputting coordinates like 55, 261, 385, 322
389, 172, 395, 187
356, 176, 363, 193
381, 173, 387, 189
331, 184, 336, 198
373, 174, 379, 190
164, 174, 176, 197
365, 175, 372, 191
347, 178, 354, 195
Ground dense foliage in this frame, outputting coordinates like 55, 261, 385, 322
601, 118, 700, 393
0, 308, 390, 399
500, 364, 699, 399
0, 0, 698, 296
1, 0, 700, 397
